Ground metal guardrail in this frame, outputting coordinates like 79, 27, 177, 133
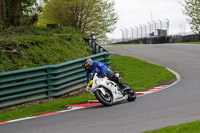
88, 39, 107, 54
0, 42, 110, 108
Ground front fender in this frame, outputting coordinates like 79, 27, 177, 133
95, 87, 106, 95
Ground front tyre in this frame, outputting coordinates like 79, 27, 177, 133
94, 89, 113, 106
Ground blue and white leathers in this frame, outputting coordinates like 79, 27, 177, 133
86, 62, 111, 78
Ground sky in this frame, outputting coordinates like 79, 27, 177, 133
107, 0, 191, 39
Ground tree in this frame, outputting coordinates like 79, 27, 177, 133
0, 0, 42, 28
20, 0, 43, 26
38, 0, 118, 39
182, 0, 200, 34
0, 0, 6, 27
10, 0, 21, 26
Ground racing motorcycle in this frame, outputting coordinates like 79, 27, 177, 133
86, 73, 136, 106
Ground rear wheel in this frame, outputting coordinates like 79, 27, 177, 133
94, 89, 113, 106
122, 83, 136, 101
127, 89, 136, 101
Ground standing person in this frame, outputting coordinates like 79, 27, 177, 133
90, 32, 96, 43
82, 58, 126, 90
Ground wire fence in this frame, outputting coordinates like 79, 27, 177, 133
121, 19, 169, 42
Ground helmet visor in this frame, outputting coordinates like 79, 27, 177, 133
83, 63, 90, 70
85, 65, 90, 70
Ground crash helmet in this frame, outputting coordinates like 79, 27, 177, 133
82, 58, 93, 71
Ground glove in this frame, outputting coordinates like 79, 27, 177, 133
100, 72, 107, 78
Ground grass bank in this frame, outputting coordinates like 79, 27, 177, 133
0, 26, 91, 72
0, 55, 176, 122
143, 120, 200, 133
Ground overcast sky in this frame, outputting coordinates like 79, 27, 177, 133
107, 0, 191, 39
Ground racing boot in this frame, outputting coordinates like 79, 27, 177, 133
118, 82, 126, 95
119, 82, 126, 90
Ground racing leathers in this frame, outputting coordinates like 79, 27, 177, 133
86, 62, 125, 89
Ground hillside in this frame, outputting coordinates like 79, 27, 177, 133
0, 26, 92, 72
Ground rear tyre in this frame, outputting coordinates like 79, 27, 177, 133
122, 83, 136, 102
127, 89, 136, 101
94, 89, 113, 106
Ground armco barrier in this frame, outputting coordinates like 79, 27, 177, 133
88, 40, 107, 54
0, 51, 110, 108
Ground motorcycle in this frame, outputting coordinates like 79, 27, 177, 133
86, 73, 136, 106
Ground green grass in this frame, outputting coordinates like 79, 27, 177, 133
0, 26, 92, 72
104, 42, 200, 46
183, 42, 200, 44
0, 93, 96, 122
110, 55, 176, 92
143, 120, 200, 133
0, 55, 176, 122
104, 43, 142, 46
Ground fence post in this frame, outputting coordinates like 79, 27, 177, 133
89, 40, 92, 47
104, 52, 110, 66
95, 45, 97, 54
100, 47, 104, 53
47, 66, 54, 97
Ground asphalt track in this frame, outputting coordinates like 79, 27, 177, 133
1, 44, 200, 133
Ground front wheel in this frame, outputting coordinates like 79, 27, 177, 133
94, 89, 113, 106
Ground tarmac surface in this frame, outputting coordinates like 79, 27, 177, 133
1, 44, 200, 133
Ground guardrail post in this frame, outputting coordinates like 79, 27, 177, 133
104, 52, 110, 66
100, 47, 103, 53
47, 67, 54, 97
94, 43, 97, 54
89, 40, 92, 47
96, 43, 98, 53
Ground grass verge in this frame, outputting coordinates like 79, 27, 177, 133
103, 44, 142, 46
143, 120, 200, 133
0, 55, 176, 121
0, 93, 96, 122
110, 55, 176, 92
183, 42, 200, 44
104, 42, 200, 46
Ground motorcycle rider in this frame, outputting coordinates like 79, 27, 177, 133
91, 32, 96, 40
82, 58, 126, 90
